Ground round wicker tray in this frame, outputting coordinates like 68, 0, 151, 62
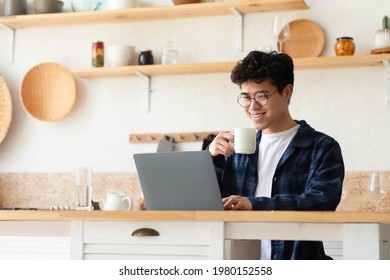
0, 75, 12, 145
20, 62, 76, 122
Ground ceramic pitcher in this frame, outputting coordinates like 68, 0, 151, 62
103, 191, 132, 211
3, 0, 27, 16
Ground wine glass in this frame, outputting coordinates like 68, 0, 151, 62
368, 172, 380, 212
378, 173, 389, 212
272, 15, 291, 53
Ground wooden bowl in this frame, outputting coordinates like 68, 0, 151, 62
172, 0, 201, 5
0, 75, 12, 144
20, 63, 76, 122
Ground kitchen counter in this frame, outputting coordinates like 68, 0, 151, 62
1, 211, 389, 260
1, 210, 390, 222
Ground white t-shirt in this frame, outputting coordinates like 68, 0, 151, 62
255, 125, 299, 260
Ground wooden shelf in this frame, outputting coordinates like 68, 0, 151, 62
0, 0, 308, 29
71, 54, 390, 78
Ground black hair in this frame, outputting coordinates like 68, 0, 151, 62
230, 50, 294, 91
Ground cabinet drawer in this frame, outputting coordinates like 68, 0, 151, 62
83, 221, 214, 246
77, 221, 224, 260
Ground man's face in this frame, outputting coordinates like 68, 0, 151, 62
239, 80, 292, 134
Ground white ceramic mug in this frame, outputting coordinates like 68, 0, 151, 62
234, 128, 256, 154
106, 0, 139, 10
103, 191, 132, 211
106, 45, 135, 67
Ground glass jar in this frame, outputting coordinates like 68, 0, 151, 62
138, 49, 154, 65
161, 41, 178, 65
92, 41, 104, 67
334, 37, 355, 56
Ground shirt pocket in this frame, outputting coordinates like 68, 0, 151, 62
291, 165, 310, 193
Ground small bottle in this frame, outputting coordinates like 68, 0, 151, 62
92, 41, 104, 67
138, 49, 154, 65
334, 37, 355, 56
161, 41, 178, 65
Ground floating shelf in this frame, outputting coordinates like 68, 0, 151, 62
72, 54, 390, 111
71, 54, 390, 78
0, 0, 308, 29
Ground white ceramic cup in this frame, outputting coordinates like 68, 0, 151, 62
106, 45, 135, 67
106, 0, 139, 10
103, 191, 132, 211
234, 128, 256, 154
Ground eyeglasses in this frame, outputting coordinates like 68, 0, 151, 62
237, 88, 279, 107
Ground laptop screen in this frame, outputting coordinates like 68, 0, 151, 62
133, 151, 224, 210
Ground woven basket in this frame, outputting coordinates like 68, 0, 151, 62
20, 62, 76, 122
0, 75, 12, 144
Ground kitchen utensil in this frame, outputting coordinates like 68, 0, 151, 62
0, 75, 12, 145
201, 134, 216, 150
106, 0, 139, 10
33, 0, 64, 14
20, 62, 76, 122
71, 0, 104, 12
281, 19, 325, 58
3, 0, 27, 16
172, 0, 201, 5
156, 135, 174, 152
371, 47, 390, 54
103, 191, 132, 210
106, 45, 135, 67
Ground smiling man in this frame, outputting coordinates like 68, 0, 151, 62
208, 50, 345, 260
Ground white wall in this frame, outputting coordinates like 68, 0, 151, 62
0, 0, 389, 172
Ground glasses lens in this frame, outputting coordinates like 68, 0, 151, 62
237, 95, 249, 107
255, 94, 267, 106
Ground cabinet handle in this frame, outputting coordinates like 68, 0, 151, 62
131, 228, 160, 237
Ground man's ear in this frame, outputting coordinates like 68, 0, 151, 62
284, 84, 293, 101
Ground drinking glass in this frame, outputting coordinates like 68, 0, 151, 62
379, 173, 389, 212
75, 167, 92, 210
368, 172, 380, 212
272, 15, 290, 53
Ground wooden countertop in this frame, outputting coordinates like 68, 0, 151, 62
0, 210, 390, 223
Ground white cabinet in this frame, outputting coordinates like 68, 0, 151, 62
70, 221, 224, 260
0, 221, 71, 260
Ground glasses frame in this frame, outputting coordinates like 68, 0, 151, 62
237, 88, 279, 107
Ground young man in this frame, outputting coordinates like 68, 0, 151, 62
208, 51, 345, 260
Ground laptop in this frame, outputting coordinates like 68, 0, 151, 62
133, 151, 224, 210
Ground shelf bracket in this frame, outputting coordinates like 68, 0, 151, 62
0, 24, 15, 64
230, 7, 243, 52
135, 71, 151, 113
384, 60, 390, 106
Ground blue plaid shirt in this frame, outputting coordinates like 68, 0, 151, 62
213, 120, 345, 259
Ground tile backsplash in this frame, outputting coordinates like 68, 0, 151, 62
0, 172, 142, 210
0, 171, 389, 212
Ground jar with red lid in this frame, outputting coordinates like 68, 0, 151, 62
92, 41, 104, 67
334, 37, 355, 56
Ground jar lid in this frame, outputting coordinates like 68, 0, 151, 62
336, 37, 353, 41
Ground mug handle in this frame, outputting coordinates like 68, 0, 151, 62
122, 196, 132, 211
